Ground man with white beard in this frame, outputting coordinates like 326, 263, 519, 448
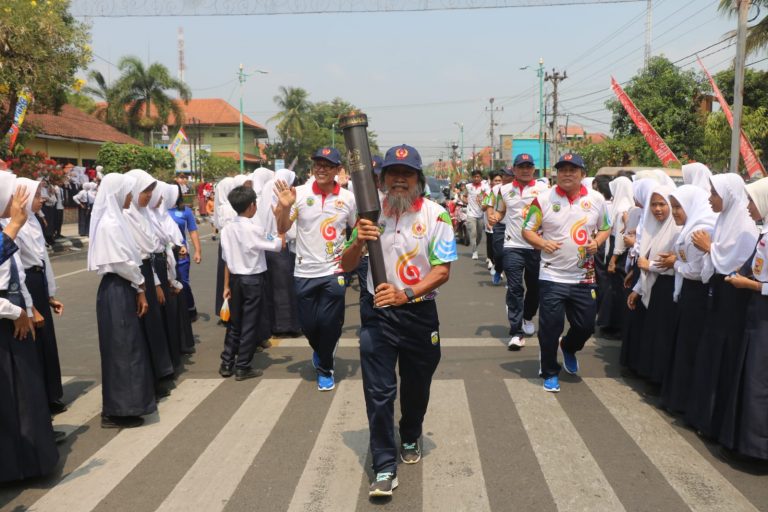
341, 144, 458, 498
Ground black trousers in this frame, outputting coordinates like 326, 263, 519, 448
360, 298, 441, 474
537, 280, 597, 378
222, 273, 267, 370
492, 223, 505, 274
503, 248, 540, 335
294, 275, 346, 377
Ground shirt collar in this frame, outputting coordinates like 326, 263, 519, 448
312, 180, 341, 196
555, 185, 588, 204
513, 179, 536, 192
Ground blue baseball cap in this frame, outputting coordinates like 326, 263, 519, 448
554, 152, 586, 170
371, 155, 384, 176
513, 153, 535, 167
311, 147, 342, 166
382, 144, 422, 171
501, 166, 515, 176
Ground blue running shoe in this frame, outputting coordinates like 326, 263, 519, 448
543, 376, 560, 393
312, 351, 320, 370
561, 339, 579, 375
492, 272, 502, 285
317, 374, 335, 391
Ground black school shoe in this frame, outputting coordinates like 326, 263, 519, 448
49, 400, 68, 415
101, 415, 144, 429
235, 368, 263, 381
219, 363, 234, 378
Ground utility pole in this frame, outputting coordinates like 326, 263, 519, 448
454, 122, 464, 176
486, 98, 503, 171
730, 0, 750, 174
238, 63, 269, 174
545, 69, 567, 173
537, 58, 545, 176
644, 0, 652, 69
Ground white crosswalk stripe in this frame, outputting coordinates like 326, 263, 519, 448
30, 379, 220, 512
14, 377, 764, 512
505, 378, 626, 512
585, 378, 760, 512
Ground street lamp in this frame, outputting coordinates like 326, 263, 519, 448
238, 63, 269, 174
453, 121, 464, 177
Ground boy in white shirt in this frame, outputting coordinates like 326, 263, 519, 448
219, 186, 283, 381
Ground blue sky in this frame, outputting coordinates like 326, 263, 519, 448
79, 0, 750, 162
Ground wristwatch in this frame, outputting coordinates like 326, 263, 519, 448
403, 287, 416, 302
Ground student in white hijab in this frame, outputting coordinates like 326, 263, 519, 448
88, 173, 156, 429
718, 177, 768, 460
627, 185, 680, 384
6, 178, 67, 413
214, 176, 239, 319
250, 167, 275, 199
686, 173, 759, 439
123, 169, 175, 391
608, 176, 634, 271
682, 162, 713, 192
0, 172, 60, 481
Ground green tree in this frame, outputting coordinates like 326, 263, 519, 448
712, 67, 768, 109
606, 56, 706, 164
269, 86, 312, 141
0, 0, 91, 136
719, 0, 768, 56
83, 70, 126, 130
198, 152, 240, 181
115, 56, 191, 142
97, 142, 175, 176
701, 107, 768, 171
573, 136, 649, 174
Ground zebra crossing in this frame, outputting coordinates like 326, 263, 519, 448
2, 371, 766, 512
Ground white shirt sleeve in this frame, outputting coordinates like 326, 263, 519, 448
17, 264, 33, 317
0, 298, 22, 320
98, 261, 145, 291
44, 251, 56, 297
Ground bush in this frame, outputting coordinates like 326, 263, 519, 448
97, 142, 175, 176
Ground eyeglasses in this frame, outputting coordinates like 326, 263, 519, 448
313, 162, 339, 171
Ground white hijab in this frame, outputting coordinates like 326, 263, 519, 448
251, 167, 275, 198
256, 168, 296, 236
636, 185, 679, 307
670, 185, 718, 299
232, 174, 252, 188
682, 162, 713, 192
213, 177, 237, 230
609, 176, 634, 235
629, 178, 657, 259
159, 183, 184, 246
87, 173, 141, 271
0, 171, 17, 216
124, 169, 162, 255
746, 177, 768, 225
705, 173, 759, 280
13, 178, 47, 262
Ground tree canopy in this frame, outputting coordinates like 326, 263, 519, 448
0, 0, 91, 137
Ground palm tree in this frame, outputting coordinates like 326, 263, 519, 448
115, 56, 192, 142
719, 0, 768, 56
83, 70, 126, 130
269, 86, 312, 141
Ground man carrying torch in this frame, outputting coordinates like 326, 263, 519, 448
341, 143, 458, 498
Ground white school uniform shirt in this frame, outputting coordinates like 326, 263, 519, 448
221, 216, 282, 275
465, 181, 490, 219
497, 179, 550, 250
0, 252, 34, 319
348, 197, 458, 301
1, 219, 57, 297
290, 181, 357, 278
751, 229, 768, 296
523, 186, 612, 285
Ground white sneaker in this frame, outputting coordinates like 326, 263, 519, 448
507, 336, 525, 351
522, 319, 536, 336
472, 252, 479, 260
490, 268, 496, 277
486, 259, 493, 270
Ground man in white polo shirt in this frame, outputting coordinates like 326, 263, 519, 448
465, 170, 490, 260
274, 147, 357, 392
495, 153, 549, 350
522, 153, 611, 393
341, 144, 457, 498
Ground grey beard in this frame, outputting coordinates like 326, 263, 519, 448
383, 184, 422, 217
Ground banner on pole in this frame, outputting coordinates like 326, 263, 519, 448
168, 128, 188, 156
6, 90, 33, 151
610, 77, 680, 167
698, 57, 765, 179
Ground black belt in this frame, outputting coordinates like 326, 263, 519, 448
25, 265, 44, 273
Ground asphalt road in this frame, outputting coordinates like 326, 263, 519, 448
1, 225, 766, 512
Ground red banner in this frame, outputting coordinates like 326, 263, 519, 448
610, 76, 680, 167
698, 57, 765, 179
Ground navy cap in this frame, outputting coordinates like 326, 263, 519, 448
311, 147, 342, 166
502, 166, 515, 176
371, 155, 384, 176
554, 152, 586, 170
382, 144, 422, 171
513, 153, 535, 167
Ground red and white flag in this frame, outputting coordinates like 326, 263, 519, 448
698, 57, 765, 178
610, 76, 680, 167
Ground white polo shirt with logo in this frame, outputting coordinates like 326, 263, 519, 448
290, 181, 357, 278
497, 179, 550, 250
347, 197, 458, 301
523, 185, 611, 285
466, 182, 490, 219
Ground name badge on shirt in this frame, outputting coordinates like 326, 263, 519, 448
174, 211, 185, 218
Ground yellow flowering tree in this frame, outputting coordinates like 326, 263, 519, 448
0, 0, 91, 137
